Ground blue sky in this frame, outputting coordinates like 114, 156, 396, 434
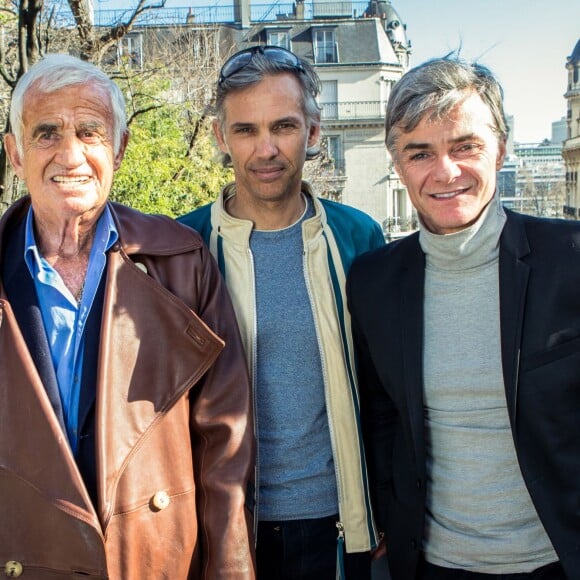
94, 0, 579, 142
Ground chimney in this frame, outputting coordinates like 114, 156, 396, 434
234, 0, 251, 28
295, 0, 305, 19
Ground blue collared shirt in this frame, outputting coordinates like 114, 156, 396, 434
24, 206, 118, 454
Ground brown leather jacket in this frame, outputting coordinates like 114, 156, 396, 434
0, 198, 256, 579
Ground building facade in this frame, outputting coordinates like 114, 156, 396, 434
89, 0, 415, 235
513, 142, 565, 217
217, 0, 414, 234
563, 38, 580, 219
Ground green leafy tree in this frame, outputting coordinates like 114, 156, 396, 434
110, 66, 231, 216
0, 3, 229, 216
112, 102, 232, 217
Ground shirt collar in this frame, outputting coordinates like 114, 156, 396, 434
24, 205, 119, 279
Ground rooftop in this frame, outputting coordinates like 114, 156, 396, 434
52, 1, 394, 27
94, 0, 369, 26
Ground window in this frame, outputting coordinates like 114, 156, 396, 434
313, 28, 337, 63
319, 80, 338, 119
117, 33, 143, 69
267, 30, 290, 50
324, 135, 344, 174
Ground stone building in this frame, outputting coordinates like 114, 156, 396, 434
563, 38, 580, 219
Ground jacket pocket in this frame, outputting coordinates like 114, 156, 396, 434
520, 334, 580, 373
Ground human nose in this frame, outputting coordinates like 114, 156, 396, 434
255, 132, 279, 158
432, 154, 461, 182
55, 132, 86, 167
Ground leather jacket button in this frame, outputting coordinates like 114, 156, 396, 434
4, 561, 23, 577
151, 491, 171, 510
135, 262, 148, 274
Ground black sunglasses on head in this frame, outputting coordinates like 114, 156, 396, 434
218, 46, 305, 86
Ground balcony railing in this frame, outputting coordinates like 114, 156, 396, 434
89, 2, 371, 27
383, 216, 418, 241
320, 100, 384, 121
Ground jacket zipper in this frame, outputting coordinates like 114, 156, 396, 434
302, 244, 344, 516
248, 246, 260, 540
336, 521, 346, 580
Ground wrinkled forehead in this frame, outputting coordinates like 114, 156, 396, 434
26, 78, 111, 107
23, 83, 114, 123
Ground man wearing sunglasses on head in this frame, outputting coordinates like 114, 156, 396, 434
180, 46, 383, 579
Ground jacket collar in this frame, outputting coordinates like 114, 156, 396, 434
498, 209, 531, 423
0, 196, 203, 260
211, 181, 326, 246
109, 201, 203, 255
398, 233, 427, 466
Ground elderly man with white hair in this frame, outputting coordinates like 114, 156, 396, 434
0, 54, 255, 579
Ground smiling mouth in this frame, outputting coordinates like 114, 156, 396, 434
430, 188, 469, 200
52, 176, 91, 184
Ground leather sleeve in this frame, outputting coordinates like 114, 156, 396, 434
188, 242, 256, 579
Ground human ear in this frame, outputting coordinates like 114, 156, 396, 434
114, 131, 130, 170
307, 122, 321, 149
4, 134, 25, 179
213, 119, 230, 154
496, 138, 507, 171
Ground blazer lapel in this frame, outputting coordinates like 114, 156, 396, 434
498, 211, 530, 424
400, 237, 426, 464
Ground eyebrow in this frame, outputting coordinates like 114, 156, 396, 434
78, 121, 107, 132
31, 123, 58, 138
272, 116, 300, 125
402, 133, 479, 152
229, 115, 301, 130
31, 121, 107, 138
230, 121, 255, 130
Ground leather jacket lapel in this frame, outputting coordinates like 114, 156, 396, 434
96, 248, 225, 525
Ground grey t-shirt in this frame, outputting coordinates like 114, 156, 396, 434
251, 200, 338, 521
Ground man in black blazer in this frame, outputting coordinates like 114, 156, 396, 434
347, 57, 578, 580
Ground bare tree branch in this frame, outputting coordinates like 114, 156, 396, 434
127, 103, 163, 126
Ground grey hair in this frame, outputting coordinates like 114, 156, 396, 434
10, 53, 127, 157
385, 56, 508, 157
215, 49, 322, 164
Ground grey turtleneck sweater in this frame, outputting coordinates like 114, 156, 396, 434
420, 196, 557, 572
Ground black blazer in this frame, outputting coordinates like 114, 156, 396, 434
347, 209, 580, 580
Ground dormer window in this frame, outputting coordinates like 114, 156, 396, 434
267, 30, 290, 50
313, 28, 338, 64
117, 33, 143, 69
